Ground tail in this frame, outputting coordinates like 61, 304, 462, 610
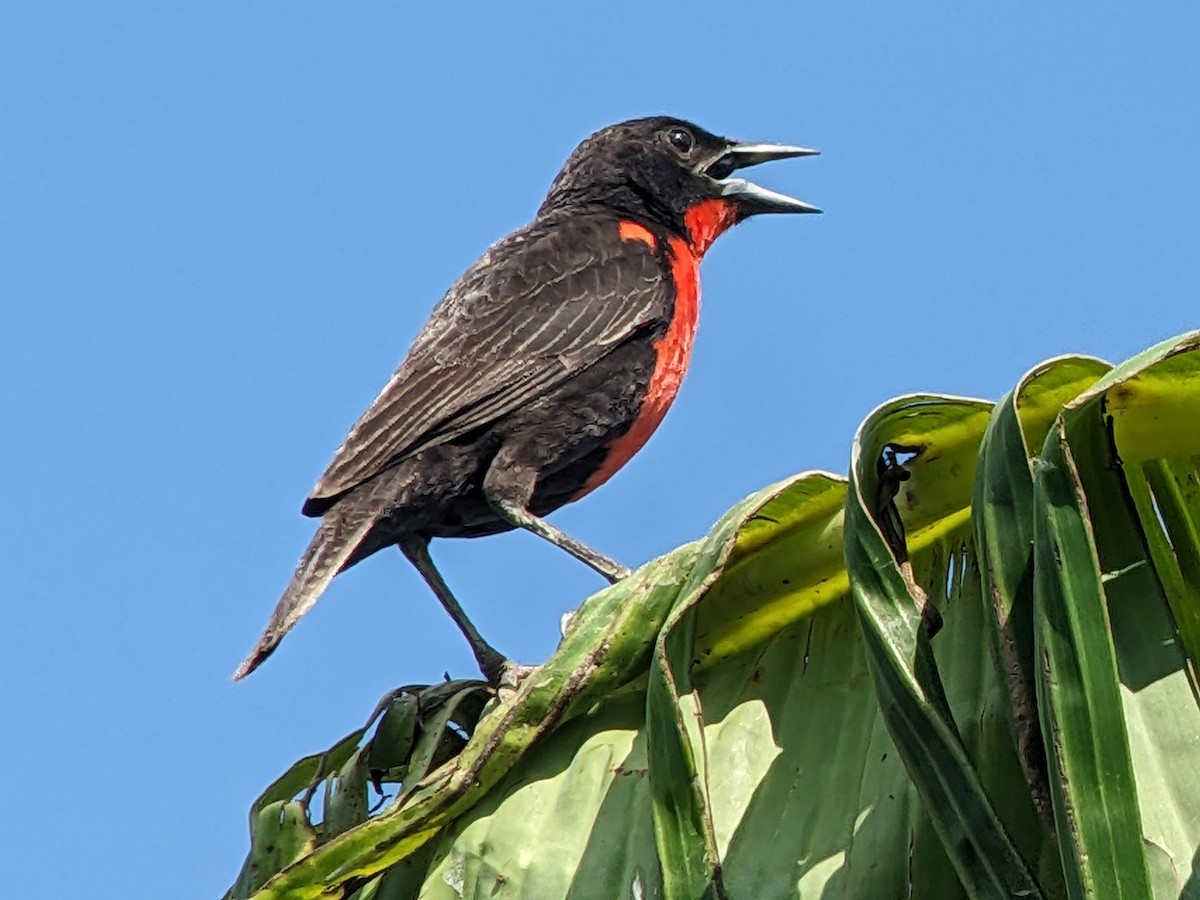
233, 503, 382, 680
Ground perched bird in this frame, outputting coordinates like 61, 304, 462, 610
235, 116, 818, 683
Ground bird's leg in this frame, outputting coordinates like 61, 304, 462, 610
491, 497, 631, 582
482, 463, 632, 583
398, 536, 508, 683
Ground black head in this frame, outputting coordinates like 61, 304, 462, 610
537, 116, 819, 242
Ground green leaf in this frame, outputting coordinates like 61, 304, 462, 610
646, 480, 796, 899
229, 334, 1200, 900
692, 472, 848, 667
226, 800, 319, 899
399, 682, 492, 797
247, 545, 701, 898
847, 394, 1046, 899
1033, 332, 1200, 899
324, 748, 371, 841
973, 356, 1112, 826
416, 474, 929, 899
1033, 418, 1154, 899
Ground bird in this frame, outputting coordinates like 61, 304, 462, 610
234, 116, 819, 683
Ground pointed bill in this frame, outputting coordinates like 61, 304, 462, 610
701, 139, 821, 214
720, 178, 822, 214
724, 142, 821, 167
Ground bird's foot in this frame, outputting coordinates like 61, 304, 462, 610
497, 659, 539, 690
477, 645, 537, 690
601, 562, 633, 584
479, 658, 539, 706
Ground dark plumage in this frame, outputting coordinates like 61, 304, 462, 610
235, 116, 818, 682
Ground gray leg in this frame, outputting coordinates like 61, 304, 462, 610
482, 460, 631, 583
398, 536, 508, 683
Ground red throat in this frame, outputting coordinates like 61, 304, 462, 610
683, 198, 740, 256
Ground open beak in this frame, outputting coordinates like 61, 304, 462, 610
702, 141, 821, 214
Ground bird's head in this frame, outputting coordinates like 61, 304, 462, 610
538, 116, 819, 253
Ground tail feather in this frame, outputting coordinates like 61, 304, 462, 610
233, 502, 382, 680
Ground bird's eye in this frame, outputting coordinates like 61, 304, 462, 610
666, 128, 695, 155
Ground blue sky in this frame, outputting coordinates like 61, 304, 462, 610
3, 5, 1199, 896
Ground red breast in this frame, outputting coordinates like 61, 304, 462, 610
576, 200, 739, 496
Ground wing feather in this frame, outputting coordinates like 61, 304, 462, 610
304, 217, 668, 513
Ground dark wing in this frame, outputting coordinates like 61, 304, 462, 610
304, 216, 669, 514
